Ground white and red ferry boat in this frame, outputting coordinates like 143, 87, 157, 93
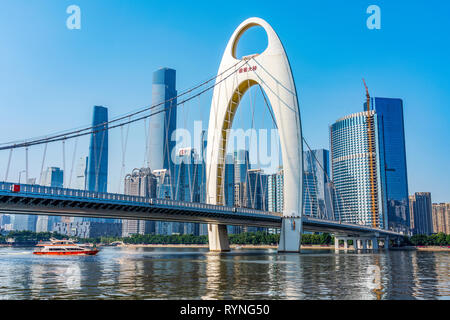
33, 238, 99, 256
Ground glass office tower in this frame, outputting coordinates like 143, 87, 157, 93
409, 192, 433, 235
148, 68, 177, 173
174, 148, 202, 235
303, 171, 319, 217
148, 68, 177, 234
303, 149, 333, 219
86, 105, 108, 193
40, 167, 64, 188
12, 214, 37, 232
234, 149, 250, 208
83, 105, 115, 225
330, 111, 388, 228
267, 169, 284, 213
223, 154, 235, 208
368, 98, 410, 233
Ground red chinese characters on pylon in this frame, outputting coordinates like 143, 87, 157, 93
239, 66, 257, 73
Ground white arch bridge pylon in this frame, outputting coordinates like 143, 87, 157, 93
206, 17, 304, 252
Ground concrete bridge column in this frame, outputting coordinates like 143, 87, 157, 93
208, 224, 230, 252
357, 239, 364, 250
343, 238, 349, 250
278, 217, 302, 253
353, 238, 359, 250
362, 239, 368, 250
371, 238, 379, 250
384, 237, 390, 250
334, 236, 341, 250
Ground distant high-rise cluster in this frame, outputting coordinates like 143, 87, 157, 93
303, 149, 333, 220
7, 64, 447, 240
122, 168, 157, 236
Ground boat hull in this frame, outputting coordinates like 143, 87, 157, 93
33, 250, 99, 256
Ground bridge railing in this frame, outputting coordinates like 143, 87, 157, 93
0, 181, 281, 217
0, 182, 403, 233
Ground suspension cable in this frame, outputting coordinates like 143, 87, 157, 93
0, 60, 248, 151
4, 149, 12, 181
68, 138, 78, 188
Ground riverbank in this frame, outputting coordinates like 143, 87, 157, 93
415, 246, 450, 252
114, 244, 334, 250
107, 244, 450, 251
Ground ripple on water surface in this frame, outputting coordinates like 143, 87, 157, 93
0, 246, 448, 299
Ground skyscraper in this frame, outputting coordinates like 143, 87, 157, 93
267, 168, 284, 213
36, 166, 64, 231
330, 111, 388, 228
86, 105, 108, 193
409, 192, 433, 235
13, 214, 37, 232
234, 150, 250, 208
199, 130, 208, 204
246, 169, 268, 211
174, 148, 201, 235
153, 169, 173, 235
303, 171, 319, 217
83, 105, 118, 227
40, 167, 64, 188
122, 168, 157, 236
174, 148, 201, 203
303, 149, 334, 219
148, 68, 177, 173
367, 98, 410, 233
148, 68, 177, 235
223, 153, 235, 208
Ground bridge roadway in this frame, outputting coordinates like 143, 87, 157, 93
0, 182, 403, 238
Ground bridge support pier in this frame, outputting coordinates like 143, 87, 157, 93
334, 237, 340, 250
384, 237, 390, 249
361, 239, 368, 250
278, 217, 302, 253
356, 239, 363, 250
371, 238, 379, 250
208, 224, 230, 252
353, 238, 359, 250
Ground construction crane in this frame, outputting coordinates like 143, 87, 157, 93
363, 79, 378, 228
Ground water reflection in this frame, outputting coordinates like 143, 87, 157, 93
0, 247, 448, 299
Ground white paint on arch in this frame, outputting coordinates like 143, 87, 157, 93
205, 17, 304, 252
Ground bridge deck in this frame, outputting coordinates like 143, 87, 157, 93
0, 182, 403, 237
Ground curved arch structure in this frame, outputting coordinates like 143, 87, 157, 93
206, 17, 304, 252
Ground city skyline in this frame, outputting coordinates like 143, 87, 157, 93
0, 2, 449, 304
0, 1, 449, 204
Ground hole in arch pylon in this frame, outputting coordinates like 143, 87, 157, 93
206, 17, 304, 253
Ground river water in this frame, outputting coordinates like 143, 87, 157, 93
0, 246, 448, 300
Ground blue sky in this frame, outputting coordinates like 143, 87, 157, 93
0, 0, 449, 202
